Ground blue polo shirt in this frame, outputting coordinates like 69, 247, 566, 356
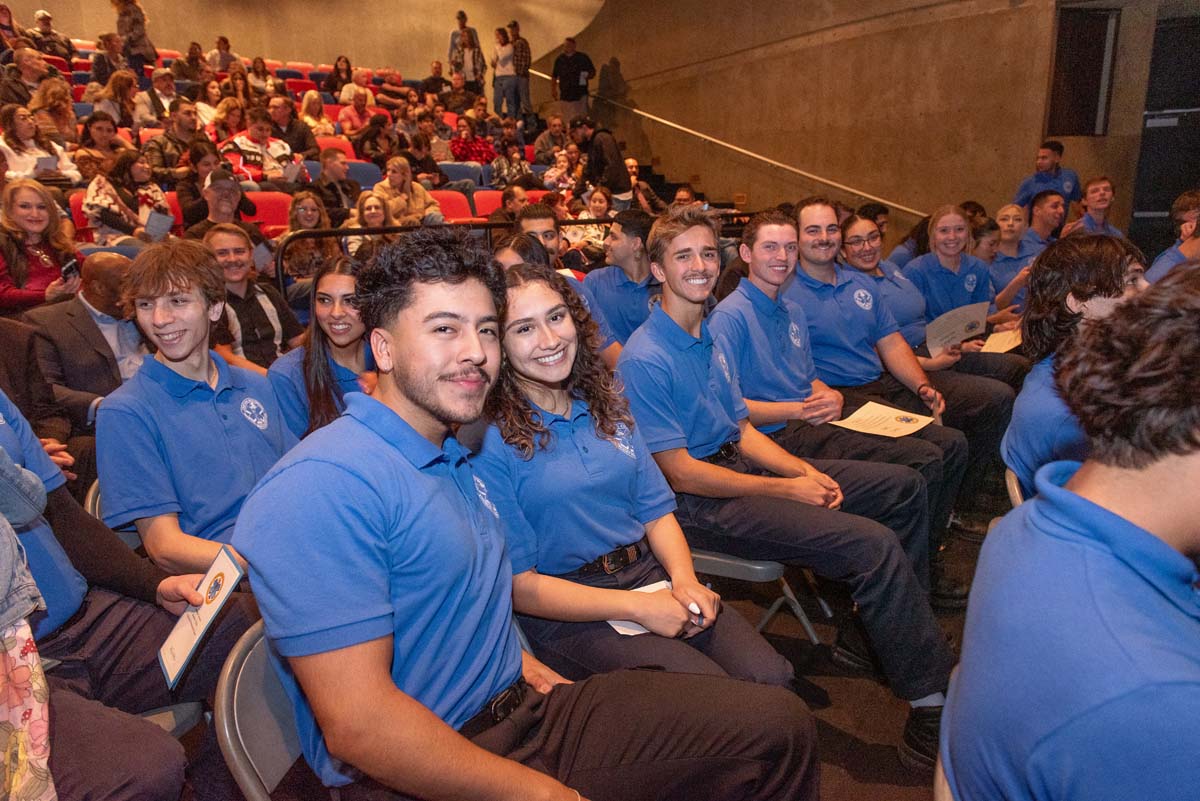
617, 305, 746, 458
785, 265, 897, 387
870, 261, 927, 348
887, 239, 917, 269
583, 264, 660, 344
564, 274, 616, 351
708, 278, 816, 434
901, 253, 995, 321
1000, 356, 1087, 500
942, 461, 1200, 801
267, 343, 375, 439
1146, 240, 1186, 283
97, 352, 296, 542
0, 391, 87, 640
1077, 214, 1123, 238
989, 239, 1040, 312
233, 393, 522, 787
473, 401, 675, 575
1021, 228, 1055, 257
1013, 166, 1082, 207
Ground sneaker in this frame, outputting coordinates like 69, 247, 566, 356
898, 705, 942, 772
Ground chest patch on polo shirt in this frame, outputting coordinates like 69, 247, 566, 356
716, 351, 732, 382
1063, 179, 1074, 192
964, 274, 978, 293
788, 321, 804, 348
611, 422, 636, 460
474, 475, 500, 519
240, 397, 269, 430
853, 289, 873, 310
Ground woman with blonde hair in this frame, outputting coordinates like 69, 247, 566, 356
0, 179, 80, 315
92, 68, 138, 129
989, 202, 1039, 311
298, 90, 335, 136
341, 190, 397, 258
372, 157, 443, 226
206, 97, 245, 143
277, 189, 340, 315
28, 77, 77, 149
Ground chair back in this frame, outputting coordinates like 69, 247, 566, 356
1004, 467, 1024, 508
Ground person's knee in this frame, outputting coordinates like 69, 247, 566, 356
91, 727, 186, 801
740, 683, 818, 753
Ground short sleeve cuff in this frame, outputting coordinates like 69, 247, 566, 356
271, 614, 395, 658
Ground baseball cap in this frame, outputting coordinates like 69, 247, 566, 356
204, 168, 239, 191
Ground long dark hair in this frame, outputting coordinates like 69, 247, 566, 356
1022, 234, 1147, 363
485, 262, 632, 458
302, 257, 364, 434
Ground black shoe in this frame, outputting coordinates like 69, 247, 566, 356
930, 570, 970, 611
898, 705, 942, 772
950, 511, 991, 544
830, 624, 885, 680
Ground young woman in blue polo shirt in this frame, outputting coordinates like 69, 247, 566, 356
268, 257, 373, 438
473, 262, 794, 686
1001, 235, 1148, 499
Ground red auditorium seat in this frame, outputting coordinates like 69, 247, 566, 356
139, 128, 162, 145
430, 190, 484, 223
264, 59, 283, 72
285, 79, 318, 98
286, 61, 315, 73
43, 55, 69, 72
71, 39, 96, 50
471, 190, 503, 217
156, 48, 182, 61
68, 193, 93, 242
163, 192, 184, 234
316, 64, 334, 72
316, 136, 354, 159
243, 191, 293, 237
525, 145, 535, 163
115, 128, 133, 143
366, 107, 391, 122
323, 104, 345, 120
526, 189, 549, 205
442, 111, 458, 129
72, 84, 86, 101
72, 58, 90, 71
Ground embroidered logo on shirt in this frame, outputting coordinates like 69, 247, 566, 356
240, 397, 269, 430
1063, 180, 1074, 192
611, 422, 636, 460
473, 475, 500, 519
716, 351, 732, 383
0, 411, 6, 425
964, 274, 978, 293
788, 321, 804, 348
853, 289, 874, 310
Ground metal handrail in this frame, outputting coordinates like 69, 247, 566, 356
530, 68, 926, 218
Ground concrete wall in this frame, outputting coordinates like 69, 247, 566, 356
5, 0, 601, 77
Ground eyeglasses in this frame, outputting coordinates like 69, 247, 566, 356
843, 232, 882, 249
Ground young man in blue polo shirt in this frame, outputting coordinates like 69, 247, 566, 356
709, 209, 969, 607
1012, 140, 1081, 211
618, 205, 956, 771
1022, 190, 1066, 254
1061, 175, 1124, 238
584, 208, 660, 344
940, 265, 1200, 801
1146, 189, 1200, 282
96, 240, 296, 574
233, 228, 818, 801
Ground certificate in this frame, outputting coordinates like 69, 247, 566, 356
158, 546, 244, 689
34, 155, 58, 173
252, 241, 274, 272
926, 302, 989, 357
281, 160, 303, 183
830, 401, 934, 438
982, 328, 1023, 353
607, 580, 672, 636
142, 210, 175, 242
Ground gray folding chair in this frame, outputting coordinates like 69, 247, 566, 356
82, 479, 142, 549
1004, 467, 1025, 508
215, 620, 302, 801
690, 550, 832, 645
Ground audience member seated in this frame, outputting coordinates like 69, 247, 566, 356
220, 106, 302, 193
247, 56, 272, 94
442, 69, 477, 114
82, 149, 169, 249
1147, 189, 1200, 282
941, 266, 1200, 801
489, 139, 538, 191
205, 34, 239, 72
464, 95, 501, 138
170, 40, 206, 82
96, 238, 295, 573
474, 260, 791, 686
1023, 190, 1065, 253
583, 207, 661, 344
298, 88, 335, 136
1061, 175, 1123, 238
353, 112, 405, 169
268, 94, 318, 162
337, 86, 372, 139
206, 223, 303, 373
27, 76, 75, 148
176, 140, 255, 228
373, 68, 408, 111
23, 251, 145, 435
0, 179, 79, 316
312, 147, 360, 226
88, 31, 126, 87
276, 190, 339, 315
336, 67, 373, 105
415, 108, 452, 161
321, 54, 353, 96
342, 190, 397, 258
232, 227, 817, 801
206, 95, 244, 143
450, 115, 496, 164
403, 131, 476, 209
26, 9, 73, 62
533, 113, 566, 165
194, 77, 222, 126
394, 99, 418, 142
541, 149, 575, 193
0, 392, 258, 801
91, 67, 137, 129
372, 156, 443, 226
219, 61, 258, 109
132, 67, 178, 128
1001, 235, 1148, 499
182, 167, 267, 245
143, 97, 201, 188
0, 103, 80, 190
0, 47, 48, 106
268, 257, 371, 438
420, 58, 451, 102
563, 186, 613, 259
487, 184, 527, 225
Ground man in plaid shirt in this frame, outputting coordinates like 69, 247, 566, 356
507, 20, 533, 128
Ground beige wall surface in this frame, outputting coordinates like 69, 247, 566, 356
5, 0, 601, 76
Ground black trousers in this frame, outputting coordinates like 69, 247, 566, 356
334, 670, 820, 801
673, 453, 954, 700
768, 418, 968, 547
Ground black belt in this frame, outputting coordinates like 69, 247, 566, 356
701, 441, 740, 465
574, 537, 647, 578
458, 679, 527, 739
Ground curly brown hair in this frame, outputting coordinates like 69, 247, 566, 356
1056, 261, 1200, 469
485, 262, 632, 459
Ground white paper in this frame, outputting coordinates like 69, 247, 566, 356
252, 241, 274, 271
606, 580, 672, 636
282, 160, 303, 183
142, 210, 174, 242
925, 302, 989, 357
35, 155, 58, 173
158, 546, 244, 689
830, 401, 934, 438
981, 328, 1022, 353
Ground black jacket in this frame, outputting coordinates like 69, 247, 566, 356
583, 129, 632, 194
